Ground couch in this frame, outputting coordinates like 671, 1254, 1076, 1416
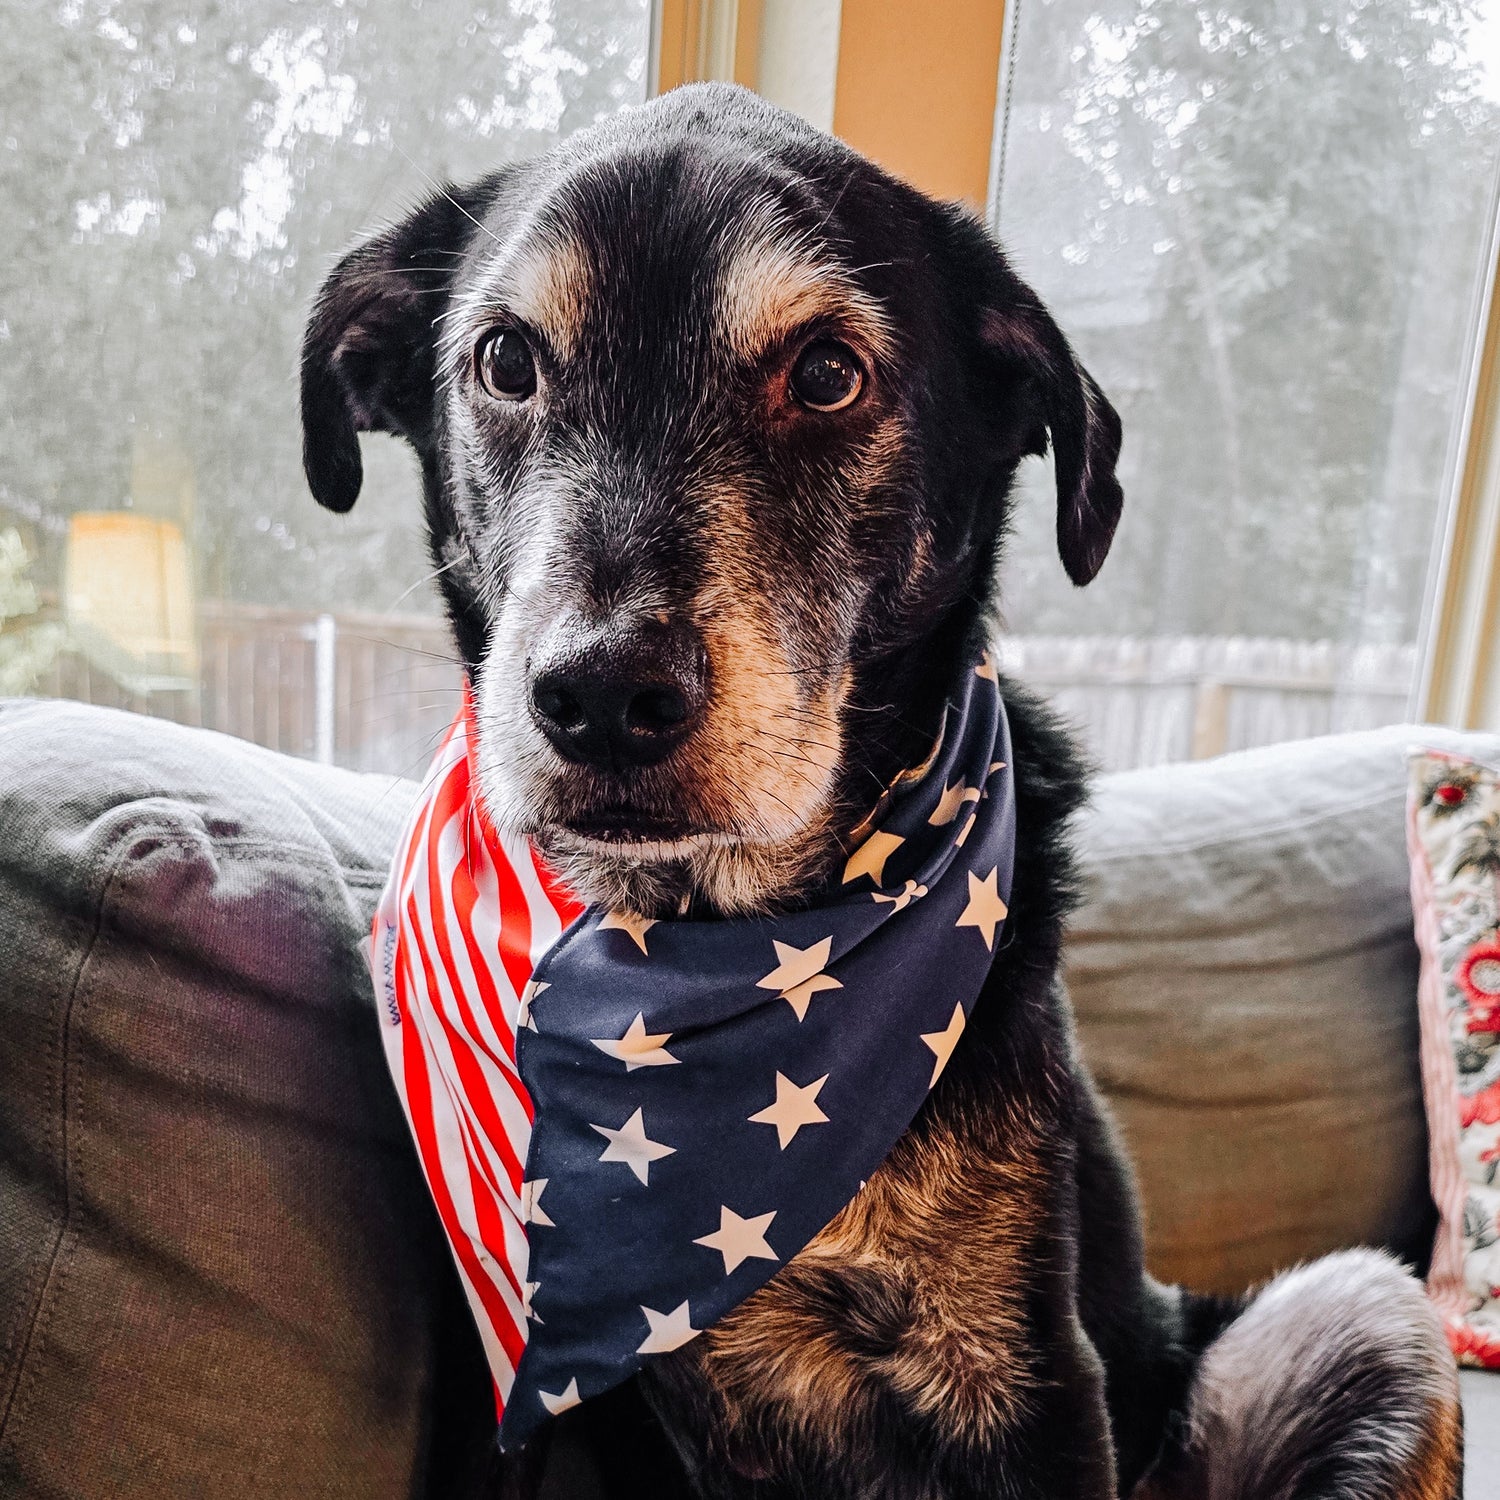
0, 698, 1495, 1496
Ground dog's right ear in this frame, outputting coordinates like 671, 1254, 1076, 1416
300, 181, 495, 511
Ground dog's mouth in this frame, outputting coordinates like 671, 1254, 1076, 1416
532, 781, 833, 918
559, 804, 714, 846
533, 771, 736, 859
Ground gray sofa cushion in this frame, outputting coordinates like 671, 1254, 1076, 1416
1069, 722, 1500, 1296
0, 700, 491, 1499
2, 699, 1496, 1494
1072, 722, 1500, 1496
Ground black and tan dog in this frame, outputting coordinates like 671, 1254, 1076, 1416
301, 84, 1462, 1500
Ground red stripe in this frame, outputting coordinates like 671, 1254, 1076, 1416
426, 738, 539, 1135
459, 707, 569, 994
426, 771, 535, 1134
394, 938, 527, 1373
407, 891, 527, 1195
448, 813, 536, 1122
425, 770, 520, 1075
493, 831, 539, 1004
409, 989, 526, 1304
450, 853, 517, 1059
532, 845, 587, 929
399, 729, 460, 894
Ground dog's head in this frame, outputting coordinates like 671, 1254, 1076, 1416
301, 84, 1121, 916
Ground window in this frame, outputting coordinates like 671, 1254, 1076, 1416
8, 1, 1500, 779
991, 0, 1500, 767
0, 0, 649, 775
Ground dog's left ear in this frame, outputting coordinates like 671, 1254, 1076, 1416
300, 180, 496, 512
938, 208, 1124, 585
979, 291, 1123, 586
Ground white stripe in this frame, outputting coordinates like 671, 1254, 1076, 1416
504, 826, 568, 967
410, 1017, 526, 1382
420, 814, 535, 1201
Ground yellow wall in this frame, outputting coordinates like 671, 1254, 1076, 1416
832, 0, 1005, 207
654, 0, 1007, 208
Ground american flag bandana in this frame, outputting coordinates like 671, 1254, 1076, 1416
371, 650, 1015, 1450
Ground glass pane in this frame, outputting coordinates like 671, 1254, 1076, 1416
1, 0, 649, 775
992, 0, 1500, 768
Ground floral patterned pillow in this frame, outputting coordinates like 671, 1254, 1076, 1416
1408, 749, 1500, 1367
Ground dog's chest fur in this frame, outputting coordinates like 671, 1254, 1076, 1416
641, 1010, 1065, 1492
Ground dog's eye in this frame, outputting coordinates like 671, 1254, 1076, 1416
476, 327, 537, 401
790, 340, 863, 412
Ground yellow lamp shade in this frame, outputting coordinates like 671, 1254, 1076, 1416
64, 513, 197, 687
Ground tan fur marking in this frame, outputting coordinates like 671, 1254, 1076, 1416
716, 234, 896, 369
441, 229, 591, 371
1405, 1393, 1463, 1500
661, 1105, 1049, 1478
503, 235, 591, 360
681, 472, 848, 912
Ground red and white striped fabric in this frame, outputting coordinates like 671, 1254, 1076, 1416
369, 691, 585, 1412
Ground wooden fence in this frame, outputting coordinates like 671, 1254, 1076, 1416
36, 604, 463, 779
995, 635, 1418, 771
30, 605, 1418, 776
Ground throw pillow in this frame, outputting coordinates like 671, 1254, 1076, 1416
1408, 749, 1500, 1366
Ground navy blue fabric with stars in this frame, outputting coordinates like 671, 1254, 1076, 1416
505, 652, 1016, 1448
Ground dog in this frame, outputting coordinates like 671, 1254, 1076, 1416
300, 83, 1462, 1500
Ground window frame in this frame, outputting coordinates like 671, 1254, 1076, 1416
1416, 170, 1500, 731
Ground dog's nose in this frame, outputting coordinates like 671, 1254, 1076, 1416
528, 616, 708, 770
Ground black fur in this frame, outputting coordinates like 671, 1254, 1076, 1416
302, 83, 1460, 1500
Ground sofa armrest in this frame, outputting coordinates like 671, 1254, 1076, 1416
0, 700, 490, 1499
1068, 723, 1500, 1294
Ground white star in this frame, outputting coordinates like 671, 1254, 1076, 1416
928, 781, 981, 827
842, 829, 905, 887
637, 1300, 699, 1354
748, 1072, 830, 1149
756, 936, 842, 1020
518, 979, 549, 1032
523, 1280, 543, 1322
975, 649, 998, 682
522, 1177, 554, 1227
873, 878, 927, 912
921, 1002, 967, 1086
598, 909, 657, 954
539, 1377, 581, 1415
591, 1107, 676, 1185
590, 1012, 679, 1070
694, 1206, 779, 1275
955, 813, 978, 848
955, 866, 1008, 950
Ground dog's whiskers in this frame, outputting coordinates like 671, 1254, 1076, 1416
385, 554, 468, 612
394, 143, 503, 248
